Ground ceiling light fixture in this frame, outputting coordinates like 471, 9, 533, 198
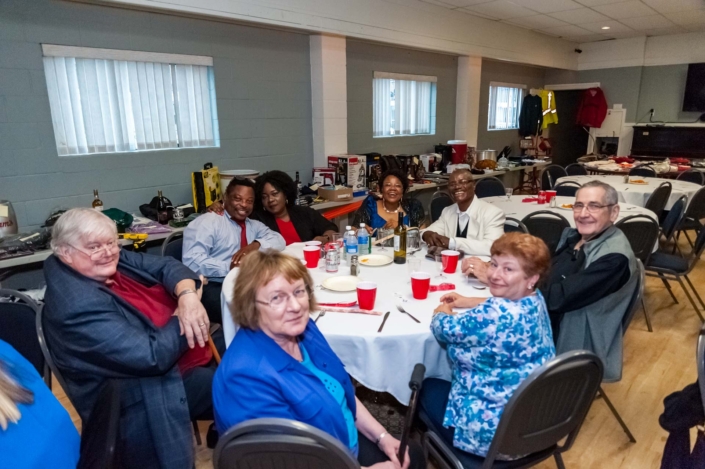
601, 26, 610, 30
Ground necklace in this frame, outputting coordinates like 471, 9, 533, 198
382, 200, 401, 214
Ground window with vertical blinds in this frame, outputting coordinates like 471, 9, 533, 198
42, 45, 219, 156
373, 72, 436, 138
488, 82, 525, 131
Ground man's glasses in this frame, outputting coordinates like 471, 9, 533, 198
572, 202, 615, 213
69, 239, 120, 261
256, 286, 310, 309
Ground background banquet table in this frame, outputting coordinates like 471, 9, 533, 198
555, 175, 700, 210
221, 243, 492, 404
482, 195, 658, 226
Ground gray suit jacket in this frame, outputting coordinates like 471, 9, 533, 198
43, 250, 201, 469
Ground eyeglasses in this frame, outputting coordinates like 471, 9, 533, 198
69, 239, 120, 261
572, 202, 616, 213
448, 179, 473, 189
256, 286, 310, 309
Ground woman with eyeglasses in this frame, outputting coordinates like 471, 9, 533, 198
212, 250, 425, 469
462, 181, 636, 382
43, 208, 224, 469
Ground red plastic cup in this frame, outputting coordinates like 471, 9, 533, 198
546, 190, 557, 203
411, 272, 431, 300
441, 250, 460, 273
303, 246, 320, 268
537, 191, 547, 204
357, 281, 377, 310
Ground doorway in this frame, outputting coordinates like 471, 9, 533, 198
548, 90, 589, 167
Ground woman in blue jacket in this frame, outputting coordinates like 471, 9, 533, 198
213, 250, 424, 469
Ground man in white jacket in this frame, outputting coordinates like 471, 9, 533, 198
422, 169, 505, 256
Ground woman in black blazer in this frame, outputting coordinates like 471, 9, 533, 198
253, 171, 339, 245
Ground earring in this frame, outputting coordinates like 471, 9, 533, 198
528, 284, 534, 290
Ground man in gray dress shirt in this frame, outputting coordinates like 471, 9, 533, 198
183, 177, 285, 322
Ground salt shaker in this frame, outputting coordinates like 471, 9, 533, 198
550, 196, 557, 208
350, 255, 359, 276
624, 174, 629, 183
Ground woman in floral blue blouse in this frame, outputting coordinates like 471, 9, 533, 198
420, 232, 556, 458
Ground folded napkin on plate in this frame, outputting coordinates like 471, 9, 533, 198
430, 283, 455, 292
318, 301, 357, 307
522, 197, 538, 203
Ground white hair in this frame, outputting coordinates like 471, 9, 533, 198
50, 208, 117, 254
577, 180, 618, 206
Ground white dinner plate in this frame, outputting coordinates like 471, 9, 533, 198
322, 276, 361, 292
358, 254, 394, 267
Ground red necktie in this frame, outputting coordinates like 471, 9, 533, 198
236, 220, 248, 248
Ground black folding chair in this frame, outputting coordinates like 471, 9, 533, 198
660, 195, 687, 256
0, 289, 51, 388
474, 177, 506, 199
419, 351, 603, 469
629, 166, 657, 178
541, 165, 568, 190
161, 232, 184, 261
521, 211, 570, 255
35, 302, 71, 400
504, 217, 529, 234
565, 163, 587, 176
430, 191, 453, 223
646, 222, 705, 323
554, 181, 581, 197
644, 181, 672, 224
676, 169, 705, 185
677, 186, 705, 249
616, 215, 660, 332
77, 380, 122, 469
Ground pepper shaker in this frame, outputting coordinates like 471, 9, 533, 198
350, 255, 359, 276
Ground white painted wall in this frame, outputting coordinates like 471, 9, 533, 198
99, 0, 578, 70
578, 32, 705, 70
455, 56, 482, 147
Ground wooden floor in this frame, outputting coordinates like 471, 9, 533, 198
53, 236, 704, 469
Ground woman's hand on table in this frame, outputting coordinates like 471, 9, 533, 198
437, 292, 486, 311
382, 219, 399, 230
376, 434, 410, 469
462, 257, 489, 284
313, 235, 330, 244
175, 291, 209, 349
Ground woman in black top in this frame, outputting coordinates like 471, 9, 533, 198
252, 171, 338, 245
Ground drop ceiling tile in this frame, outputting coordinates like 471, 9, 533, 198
462, 0, 540, 19
644, 26, 687, 35
642, 0, 705, 14
511, 0, 583, 13
593, 0, 658, 19
503, 13, 570, 28
549, 7, 611, 23
576, 33, 618, 41
574, 0, 632, 6
539, 24, 596, 36
620, 14, 675, 30
608, 29, 650, 37
462, 9, 503, 19
580, 19, 634, 32
664, 8, 705, 25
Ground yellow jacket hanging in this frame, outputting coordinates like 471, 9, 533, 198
539, 90, 558, 129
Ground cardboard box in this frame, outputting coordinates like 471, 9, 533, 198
312, 167, 336, 186
328, 155, 367, 193
318, 186, 353, 201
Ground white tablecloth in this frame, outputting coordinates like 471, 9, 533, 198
221, 243, 491, 404
482, 195, 658, 226
555, 175, 700, 210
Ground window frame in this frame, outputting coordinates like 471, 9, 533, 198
487, 81, 526, 132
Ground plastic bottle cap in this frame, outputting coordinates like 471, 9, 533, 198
360, 223, 366, 227
346, 226, 351, 230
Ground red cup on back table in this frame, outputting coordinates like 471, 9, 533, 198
303, 246, 321, 268
537, 191, 547, 204
546, 190, 557, 203
357, 281, 377, 310
411, 272, 431, 300
441, 250, 460, 273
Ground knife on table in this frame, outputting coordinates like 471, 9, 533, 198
377, 311, 390, 333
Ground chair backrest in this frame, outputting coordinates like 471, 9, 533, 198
615, 215, 660, 264
161, 232, 184, 261
629, 166, 657, 178
622, 259, 645, 331
661, 195, 688, 241
644, 182, 672, 222
521, 211, 571, 254
35, 303, 71, 400
565, 163, 587, 176
474, 177, 506, 199
483, 351, 603, 467
698, 323, 705, 417
685, 221, 705, 275
677, 169, 705, 185
554, 181, 581, 197
214, 418, 360, 469
504, 217, 529, 234
684, 186, 705, 222
78, 380, 122, 469
0, 289, 50, 388
541, 165, 568, 190
430, 192, 453, 223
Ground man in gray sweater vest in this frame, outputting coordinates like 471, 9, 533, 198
540, 180, 637, 382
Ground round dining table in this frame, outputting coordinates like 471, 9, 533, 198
482, 195, 658, 226
554, 175, 701, 210
220, 242, 492, 404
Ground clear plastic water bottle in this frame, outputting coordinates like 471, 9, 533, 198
344, 226, 358, 259
357, 223, 370, 255
342, 225, 351, 260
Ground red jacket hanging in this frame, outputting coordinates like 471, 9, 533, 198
576, 87, 608, 127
